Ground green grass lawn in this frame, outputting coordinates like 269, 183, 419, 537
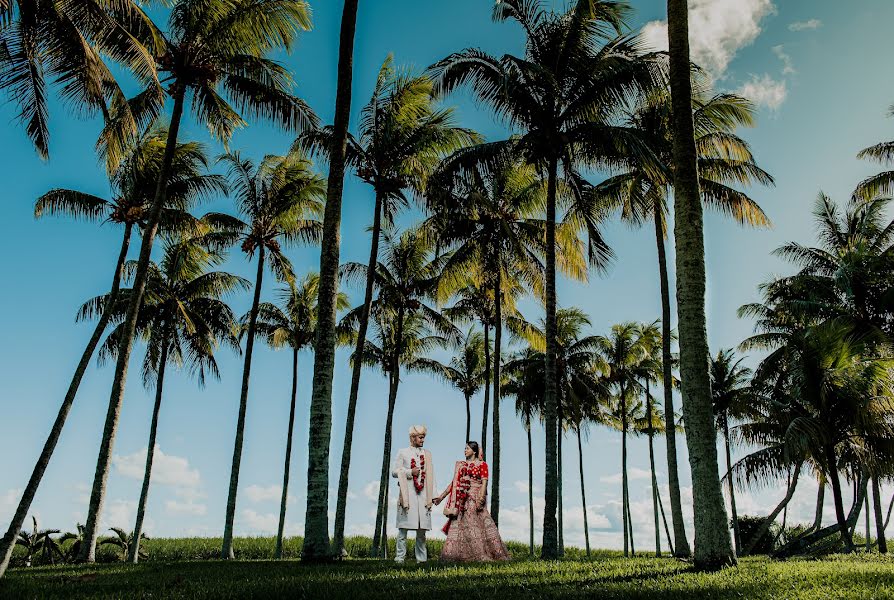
5, 537, 894, 599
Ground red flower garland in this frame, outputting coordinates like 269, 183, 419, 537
410, 456, 426, 493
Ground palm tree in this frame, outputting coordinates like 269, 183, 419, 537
341, 229, 459, 557
710, 348, 754, 556
100, 528, 148, 562
298, 57, 477, 555
430, 0, 655, 556
855, 109, 894, 200
429, 146, 574, 525
0, 129, 222, 577
415, 328, 486, 442
596, 87, 773, 557
0, 0, 157, 158
14, 517, 59, 567
666, 0, 737, 568
302, 0, 359, 561
251, 275, 348, 559
79, 0, 317, 563
91, 235, 245, 562
212, 151, 324, 560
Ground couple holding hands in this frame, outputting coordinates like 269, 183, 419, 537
391, 425, 511, 563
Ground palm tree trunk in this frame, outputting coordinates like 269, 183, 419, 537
742, 464, 801, 556
724, 417, 741, 555
653, 202, 691, 559
372, 308, 405, 558
812, 474, 825, 532
481, 324, 491, 456
464, 393, 471, 443
627, 492, 636, 556
647, 381, 661, 557
825, 446, 854, 551
79, 88, 187, 563
557, 400, 564, 557
303, 0, 360, 562
667, 0, 734, 570
657, 489, 675, 554
222, 245, 265, 559
527, 416, 534, 557
491, 270, 502, 525
276, 349, 299, 559
577, 427, 590, 557
872, 478, 887, 553
371, 368, 400, 558
128, 329, 170, 563
541, 154, 560, 559
0, 222, 133, 577
332, 189, 384, 556
622, 404, 629, 558
865, 494, 871, 552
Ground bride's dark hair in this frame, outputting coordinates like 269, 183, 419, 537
466, 441, 480, 459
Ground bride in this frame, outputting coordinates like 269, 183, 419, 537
433, 441, 510, 562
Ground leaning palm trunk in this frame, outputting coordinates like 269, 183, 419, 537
276, 349, 300, 559
811, 473, 825, 532
865, 495, 871, 552
647, 381, 662, 557
303, 0, 360, 562
490, 270, 502, 525
222, 246, 265, 559
667, 0, 735, 569
541, 155, 560, 559
481, 324, 491, 455
826, 446, 855, 551
80, 89, 188, 562
577, 427, 591, 556
872, 478, 887, 553
658, 489, 675, 554
371, 367, 400, 558
723, 417, 741, 555
129, 331, 171, 563
0, 223, 132, 577
742, 464, 801, 556
332, 190, 384, 556
627, 493, 636, 556
527, 417, 535, 557
372, 309, 405, 558
653, 201, 691, 558
622, 396, 629, 557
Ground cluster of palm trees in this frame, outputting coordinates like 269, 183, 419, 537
6, 0, 893, 577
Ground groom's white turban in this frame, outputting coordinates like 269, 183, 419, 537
409, 425, 427, 437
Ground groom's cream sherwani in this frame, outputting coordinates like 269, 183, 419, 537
391, 446, 435, 530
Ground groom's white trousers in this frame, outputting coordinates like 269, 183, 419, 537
395, 528, 427, 562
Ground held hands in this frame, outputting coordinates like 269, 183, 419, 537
432, 495, 443, 506
411, 467, 421, 477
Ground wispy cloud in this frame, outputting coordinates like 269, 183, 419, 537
737, 74, 788, 110
789, 19, 822, 32
641, 0, 777, 78
114, 446, 201, 488
773, 45, 796, 75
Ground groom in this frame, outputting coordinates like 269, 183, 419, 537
391, 425, 436, 563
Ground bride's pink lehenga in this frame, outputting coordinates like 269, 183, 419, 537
439, 460, 511, 562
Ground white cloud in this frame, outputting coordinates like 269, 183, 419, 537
789, 19, 822, 32
600, 468, 652, 485
165, 499, 207, 516
641, 0, 777, 78
737, 74, 788, 110
772, 45, 796, 75
241, 509, 278, 534
513, 480, 540, 494
102, 499, 137, 529
363, 480, 380, 501
113, 446, 201, 488
245, 484, 282, 503
0, 489, 22, 523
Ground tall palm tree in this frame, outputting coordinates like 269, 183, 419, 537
79, 0, 317, 563
298, 57, 478, 556
710, 348, 754, 556
667, 0, 737, 568
0, 0, 157, 158
302, 0, 359, 561
341, 230, 459, 557
251, 275, 349, 559
0, 129, 222, 577
430, 0, 656, 556
91, 236, 245, 562
213, 151, 324, 560
596, 86, 773, 557
415, 328, 486, 442
855, 109, 894, 200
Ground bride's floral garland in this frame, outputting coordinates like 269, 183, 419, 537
410, 455, 426, 493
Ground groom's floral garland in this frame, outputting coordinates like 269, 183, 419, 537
410, 455, 426, 493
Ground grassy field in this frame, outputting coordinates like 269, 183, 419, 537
5, 537, 894, 599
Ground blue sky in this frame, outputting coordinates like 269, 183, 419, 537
2, 0, 894, 550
